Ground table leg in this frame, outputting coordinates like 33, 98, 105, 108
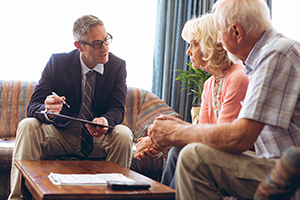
20, 174, 32, 200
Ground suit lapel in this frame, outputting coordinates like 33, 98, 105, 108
94, 53, 111, 106
70, 51, 82, 105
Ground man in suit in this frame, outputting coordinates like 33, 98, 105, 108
8, 15, 133, 200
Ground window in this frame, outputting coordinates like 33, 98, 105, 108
272, 0, 300, 42
0, 0, 156, 91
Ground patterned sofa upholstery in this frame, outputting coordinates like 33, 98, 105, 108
254, 146, 300, 200
0, 80, 180, 199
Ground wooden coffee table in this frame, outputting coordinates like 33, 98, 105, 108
15, 160, 175, 200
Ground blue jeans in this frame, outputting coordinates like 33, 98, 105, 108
160, 146, 182, 189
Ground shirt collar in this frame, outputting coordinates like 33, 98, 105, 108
244, 26, 277, 74
79, 54, 104, 76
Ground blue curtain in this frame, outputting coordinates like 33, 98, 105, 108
152, 0, 272, 122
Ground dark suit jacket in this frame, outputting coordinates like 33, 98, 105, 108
28, 49, 127, 127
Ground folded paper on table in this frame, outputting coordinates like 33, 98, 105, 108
48, 172, 135, 186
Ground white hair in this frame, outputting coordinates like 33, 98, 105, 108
214, 0, 272, 36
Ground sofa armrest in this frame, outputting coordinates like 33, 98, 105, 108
254, 147, 300, 200
133, 89, 180, 141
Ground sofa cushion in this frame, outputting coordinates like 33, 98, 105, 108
122, 87, 145, 140
0, 80, 36, 139
122, 87, 180, 142
254, 146, 300, 200
122, 87, 180, 181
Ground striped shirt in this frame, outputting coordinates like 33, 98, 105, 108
238, 27, 300, 159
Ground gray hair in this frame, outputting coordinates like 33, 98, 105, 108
214, 0, 272, 36
73, 15, 104, 42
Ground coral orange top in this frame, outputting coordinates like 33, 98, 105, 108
199, 62, 249, 124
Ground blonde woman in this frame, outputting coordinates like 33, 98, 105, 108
134, 13, 248, 189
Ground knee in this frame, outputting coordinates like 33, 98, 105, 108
111, 125, 133, 143
178, 144, 197, 170
17, 118, 42, 137
178, 143, 215, 171
18, 118, 41, 128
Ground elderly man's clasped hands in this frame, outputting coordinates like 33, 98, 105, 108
134, 114, 190, 159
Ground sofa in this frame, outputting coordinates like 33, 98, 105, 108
0, 80, 180, 199
254, 146, 300, 200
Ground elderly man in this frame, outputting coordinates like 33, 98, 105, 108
8, 15, 132, 200
146, 0, 300, 199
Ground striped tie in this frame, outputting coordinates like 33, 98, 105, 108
80, 70, 96, 157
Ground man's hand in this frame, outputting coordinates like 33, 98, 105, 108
85, 117, 108, 138
148, 115, 190, 148
44, 94, 65, 119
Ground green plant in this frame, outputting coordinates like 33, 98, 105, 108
175, 62, 212, 106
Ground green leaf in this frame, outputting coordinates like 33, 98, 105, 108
175, 62, 212, 106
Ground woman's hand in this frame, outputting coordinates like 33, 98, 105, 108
134, 136, 163, 159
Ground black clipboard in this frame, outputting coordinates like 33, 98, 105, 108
35, 111, 114, 129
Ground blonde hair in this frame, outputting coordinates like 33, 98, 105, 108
181, 13, 231, 70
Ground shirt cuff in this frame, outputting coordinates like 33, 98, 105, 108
43, 111, 57, 122
101, 117, 109, 126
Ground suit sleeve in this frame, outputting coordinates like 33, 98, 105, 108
27, 54, 56, 124
100, 59, 127, 126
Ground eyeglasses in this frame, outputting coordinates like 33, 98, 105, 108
80, 33, 113, 50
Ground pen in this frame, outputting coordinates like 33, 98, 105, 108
52, 92, 71, 108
